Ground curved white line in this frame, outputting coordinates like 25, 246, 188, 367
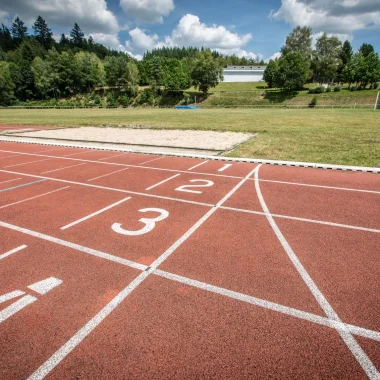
254, 164, 380, 379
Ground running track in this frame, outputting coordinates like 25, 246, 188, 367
0, 140, 379, 379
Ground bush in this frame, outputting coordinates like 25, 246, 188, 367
309, 96, 318, 108
374, 82, 379, 89
107, 92, 117, 107
118, 95, 130, 107
326, 87, 332, 93
308, 88, 315, 94
334, 86, 341, 92
314, 86, 325, 94
350, 86, 357, 92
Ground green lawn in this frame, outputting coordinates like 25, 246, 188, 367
0, 108, 379, 167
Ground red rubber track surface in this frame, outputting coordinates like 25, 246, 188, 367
0, 140, 379, 379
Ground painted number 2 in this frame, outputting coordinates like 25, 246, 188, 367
175, 180, 214, 194
112, 208, 169, 236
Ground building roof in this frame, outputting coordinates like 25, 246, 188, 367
225, 65, 266, 71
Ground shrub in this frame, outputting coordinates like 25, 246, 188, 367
350, 86, 357, 91
309, 96, 318, 108
308, 88, 315, 94
374, 82, 379, 89
326, 87, 332, 93
334, 86, 341, 92
314, 86, 325, 94
118, 95, 130, 107
107, 92, 117, 107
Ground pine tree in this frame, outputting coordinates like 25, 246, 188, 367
359, 43, 374, 58
11, 17, 28, 39
59, 34, 69, 46
70, 23, 85, 47
33, 16, 54, 49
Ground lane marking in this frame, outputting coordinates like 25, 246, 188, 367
0, 245, 27, 260
41, 163, 87, 174
0, 186, 70, 210
0, 221, 147, 271
218, 164, 233, 172
188, 160, 209, 171
0, 295, 37, 323
254, 178, 380, 195
98, 153, 128, 161
0, 178, 21, 185
3, 158, 52, 168
62, 150, 94, 157
145, 174, 181, 191
28, 277, 63, 295
61, 197, 131, 230
254, 165, 380, 379
140, 156, 165, 165
0, 290, 25, 304
0, 179, 46, 193
154, 270, 380, 343
87, 167, 129, 182
0, 154, 21, 160
28, 166, 259, 379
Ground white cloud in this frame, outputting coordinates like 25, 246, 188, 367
91, 33, 127, 52
266, 52, 282, 62
0, 0, 119, 34
271, 0, 380, 37
120, 0, 174, 24
125, 14, 254, 56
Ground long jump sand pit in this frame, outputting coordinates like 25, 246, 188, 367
13, 127, 255, 155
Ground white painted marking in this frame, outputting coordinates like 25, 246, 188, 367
28, 277, 63, 295
140, 156, 164, 165
0, 244, 27, 260
0, 221, 147, 271
254, 165, 380, 379
41, 162, 87, 174
218, 164, 233, 172
99, 153, 128, 161
0, 290, 25, 304
87, 167, 129, 182
3, 158, 52, 168
0, 295, 37, 323
0, 154, 21, 160
28, 166, 259, 379
188, 160, 209, 171
62, 150, 93, 157
145, 174, 181, 191
112, 208, 169, 236
0, 178, 21, 185
154, 270, 380, 343
0, 186, 70, 210
175, 179, 214, 194
61, 197, 131, 230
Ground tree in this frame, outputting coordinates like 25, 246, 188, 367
59, 34, 70, 47
104, 56, 129, 86
124, 61, 139, 95
263, 59, 279, 88
33, 16, 54, 49
190, 51, 223, 94
362, 52, 380, 88
162, 59, 190, 92
359, 43, 374, 58
70, 23, 85, 47
342, 52, 363, 86
337, 40, 353, 82
0, 61, 15, 105
75, 51, 105, 92
312, 33, 342, 84
31, 57, 55, 98
0, 24, 13, 51
281, 26, 312, 61
274, 52, 309, 92
11, 17, 28, 40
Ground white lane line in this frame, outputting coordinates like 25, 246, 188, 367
0, 186, 70, 210
0, 169, 212, 208
87, 167, 129, 182
0, 295, 37, 324
3, 158, 52, 168
188, 160, 209, 171
254, 165, 380, 379
0, 290, 25, 304
0, 178, 21, 185
221, 206, 380, 234
28, 166, 259, 379
0, 244, 27, 260
41, 163, 87, 174
62, 150, 93, 157
0, 221, 147, 271
145, 174, 181, 191
140, 156, 165, 165
154, 270, 380, 343
98, 153, 128, 161
28, 277, 63, 295
218, 164, 233, 172
0, 154, 21, 160
61, 197, 131, 230
255, 178, 380, 195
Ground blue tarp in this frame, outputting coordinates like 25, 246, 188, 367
174, 105, 200, 110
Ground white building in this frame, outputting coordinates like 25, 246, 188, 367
223, 65, 266, 83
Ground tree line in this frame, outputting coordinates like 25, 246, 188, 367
264, 26, 380, 92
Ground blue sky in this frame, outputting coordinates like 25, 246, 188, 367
1, 0, 379, 60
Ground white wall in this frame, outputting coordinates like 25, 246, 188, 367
223, 70, 265, 82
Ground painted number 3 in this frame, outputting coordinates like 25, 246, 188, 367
112, 208, 169, 236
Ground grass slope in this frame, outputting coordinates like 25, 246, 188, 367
1, 108, 379, 167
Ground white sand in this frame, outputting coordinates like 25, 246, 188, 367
17, 127, 254, 151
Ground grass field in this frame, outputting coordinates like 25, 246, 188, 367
1, 108, 379, 167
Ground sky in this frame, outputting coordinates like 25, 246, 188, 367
0, 0, 379, 61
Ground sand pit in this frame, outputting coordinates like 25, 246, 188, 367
15, 127, 255, 154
